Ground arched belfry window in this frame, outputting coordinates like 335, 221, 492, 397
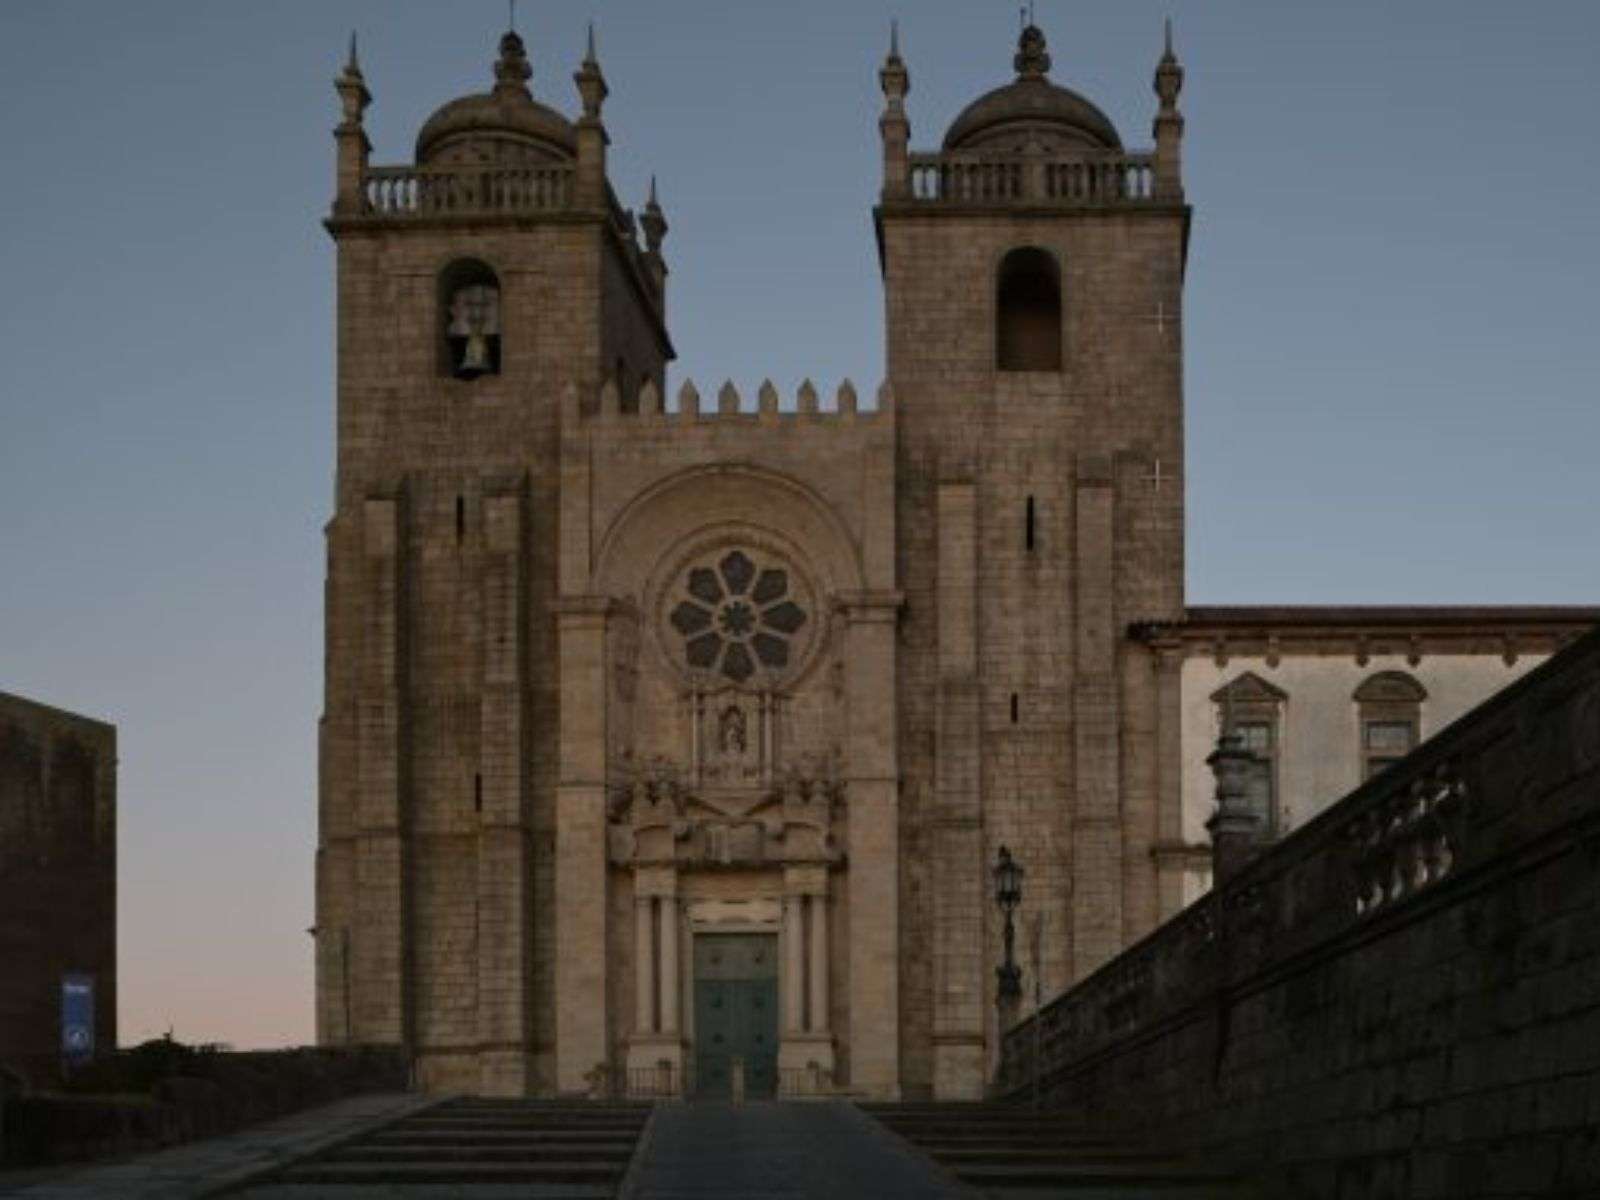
1354, 671, 1427, 779
996, 247, 1062, 372
439, 259, 501, 379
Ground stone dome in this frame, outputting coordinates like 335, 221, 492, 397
942, 25, 1122, 154
415, 31, 577, 165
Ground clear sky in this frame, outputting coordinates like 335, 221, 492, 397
1, 1, 1595, 1050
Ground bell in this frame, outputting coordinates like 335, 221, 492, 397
458, 333, 491, 377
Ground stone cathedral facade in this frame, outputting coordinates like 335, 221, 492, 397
314, 22, 1595, 1100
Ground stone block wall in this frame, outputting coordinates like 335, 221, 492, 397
998, 626, 1600, 1198
0, 691, 116, 1087
880, 204, 1189, 1096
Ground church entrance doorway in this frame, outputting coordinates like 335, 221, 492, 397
692, 933, 778, 1100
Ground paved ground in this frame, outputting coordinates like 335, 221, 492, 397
626, 1101, 973, 1200
0, 1093, 437, 1200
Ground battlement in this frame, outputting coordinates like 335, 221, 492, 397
575, 377, 893, 424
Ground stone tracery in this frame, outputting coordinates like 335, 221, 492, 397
667, 548, 809, 684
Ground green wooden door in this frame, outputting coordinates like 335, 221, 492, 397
693, 933, 778, 1100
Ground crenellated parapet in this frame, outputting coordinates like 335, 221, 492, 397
573, 377, 894, 425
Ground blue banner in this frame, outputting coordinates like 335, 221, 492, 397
61, 974, 95, 1065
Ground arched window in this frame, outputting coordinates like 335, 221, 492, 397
996, 247, 1062, 372
1212, 671, 1288, 838
439, 259, 501, 379
1353, 671, 1427, 779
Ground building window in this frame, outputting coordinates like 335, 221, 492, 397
996, 247, 1062, 372
1354, 671, 1426, 779
669, 549, 807, 684
439, 258, 501, 379
1211, 672, 1288, 838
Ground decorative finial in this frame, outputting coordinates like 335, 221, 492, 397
641, 175, 667, 254
494, 25, 532, 94
585, 21, 597, 65
509, 0, 517, 32
345, 30, 360, 75
1154, 18, 1183, 110
890, 18, 900, 59
1015, 21, 1050, 78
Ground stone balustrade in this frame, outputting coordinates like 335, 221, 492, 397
996, 624, 1600, 1194
907, 151, 1157, 206
361, 163, 575, 218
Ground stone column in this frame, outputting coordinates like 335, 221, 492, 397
779, 865, 835, 1081
782, 893, 805, 1035
807, 893, 829, 1033
626, 866, 682, 1087
634, 895, 655, 1035
659, 892, 680, 1035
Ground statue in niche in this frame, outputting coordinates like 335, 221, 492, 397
718, 704, 747, 755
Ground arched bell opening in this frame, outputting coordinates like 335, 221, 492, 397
438, 258, 502, 380
996, 246, 1063, 372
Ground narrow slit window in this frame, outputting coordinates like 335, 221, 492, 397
1025, 496, 1036, 551
455, 495, 465, 542
473, 773, 482, 812
1010, 693, 1020, 724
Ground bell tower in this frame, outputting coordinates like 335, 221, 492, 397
315, 23, 672, 1095
876, 22, 1190, 1097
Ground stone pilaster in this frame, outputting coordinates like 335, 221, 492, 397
1072, 461, 1122, 979
1152, 640, 1187, 918
931, 482, 984, 1098
476, 487, 533, 1094
554, 595, 612, 1094
354, 495, 409, 1047
841, 590, 903, 1098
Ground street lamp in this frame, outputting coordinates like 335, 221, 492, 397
993, 845, 1024, 1005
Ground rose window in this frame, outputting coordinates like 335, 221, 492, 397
668, 549, 807, 683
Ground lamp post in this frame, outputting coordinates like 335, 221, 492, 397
993, 845, 1024, 1013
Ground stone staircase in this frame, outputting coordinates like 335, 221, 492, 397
860, 1103, 1257, 1199
252, 1097, 651, 1195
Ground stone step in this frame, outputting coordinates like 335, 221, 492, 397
951, 1162, 1245, 1190
323, 1152, 630, 1171
367, 1128, 639, 1146
932, 1147, 1191, 1167
396, 1113, 646, 1132
278, 1160, 624, 1186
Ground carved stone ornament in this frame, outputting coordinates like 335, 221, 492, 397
607, 750, 846, 870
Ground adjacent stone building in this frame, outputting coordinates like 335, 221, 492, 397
0, 691, 116, 1086
313, 21, 1596, 1099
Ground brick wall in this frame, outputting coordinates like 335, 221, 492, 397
0, 692, 116, 1087
998, 626, 1600, 1198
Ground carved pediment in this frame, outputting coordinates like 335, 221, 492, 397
1211, 670, 1287, 706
